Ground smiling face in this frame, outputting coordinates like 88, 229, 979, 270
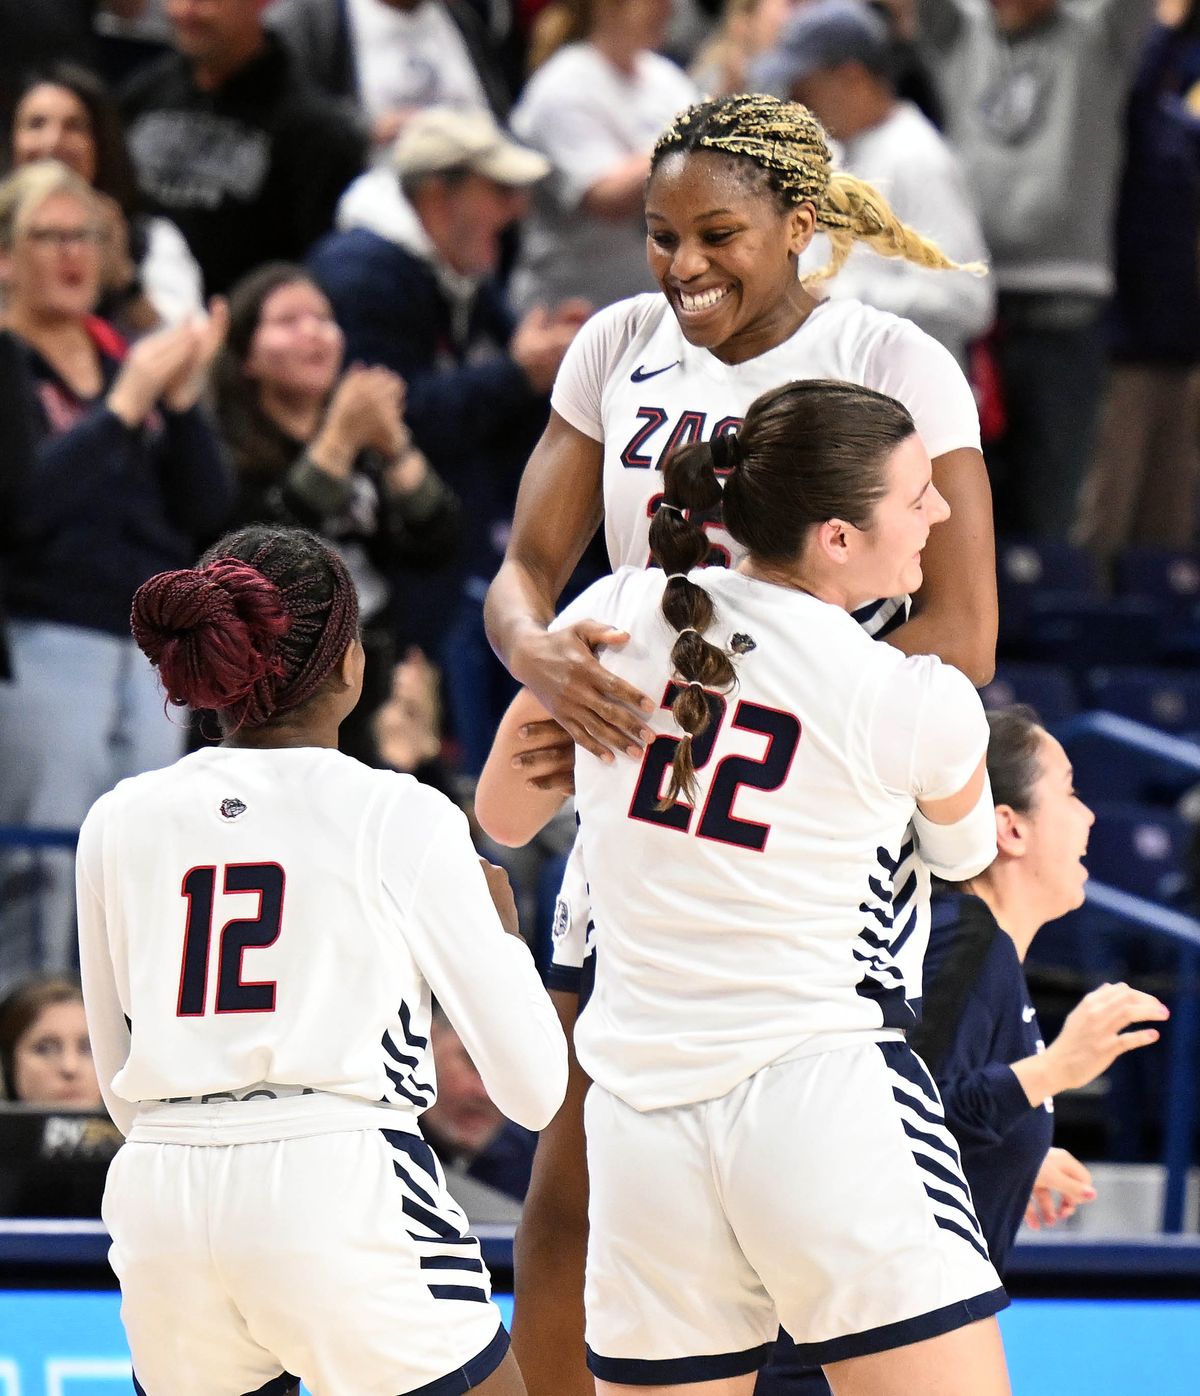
645, 149, 817, 365
244, 279, 344, 403
12, 84, 98, 185
1015, 733, 1094, 918
12, 999, 102, 1109
836, 431, 949, 603
3, 189, 103, 321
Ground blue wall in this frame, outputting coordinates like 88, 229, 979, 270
0, 1292, 1196, 1395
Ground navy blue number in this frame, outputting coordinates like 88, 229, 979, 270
696, 702, 801, 851
176, 863, 285, 1016
629, 694, 801, 849
629, 685, 726, 830
177, 866, 216, 1017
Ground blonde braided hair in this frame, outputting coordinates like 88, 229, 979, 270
652, 93, 985, 286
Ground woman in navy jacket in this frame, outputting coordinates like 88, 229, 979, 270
912, 706, 1169, 1273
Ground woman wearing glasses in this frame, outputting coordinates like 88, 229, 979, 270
0, 159, 230, 981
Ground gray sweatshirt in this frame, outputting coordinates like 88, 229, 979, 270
917, 0, 1154, 295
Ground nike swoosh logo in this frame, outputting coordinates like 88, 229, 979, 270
630, 361, 681, 382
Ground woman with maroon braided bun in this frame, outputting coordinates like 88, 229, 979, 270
75, 524, 567, 1396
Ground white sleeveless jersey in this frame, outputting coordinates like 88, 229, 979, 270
76, 746, 566, 1139
551, 567, 989, 1112
551, 292, 981, 577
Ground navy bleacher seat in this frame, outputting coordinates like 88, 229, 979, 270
1020, 596, 1165, 669
1114, 547, 1200, 620
979, 662, 1079, 724
1083, 801, 1191, 904
1084, 668, 1200, 736
996, 538, 1100, 646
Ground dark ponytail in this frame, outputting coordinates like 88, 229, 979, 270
131, 525, 359, 733
648, 438, 739, 806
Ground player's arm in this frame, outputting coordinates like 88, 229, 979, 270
882, 445, 998, 685
403, 804, 568, 1129
510, 987, 595, 1396
886, 660, 996, 881
75, 805, 137, 1136
485, 410, 655, 759
476, 689, 574, 847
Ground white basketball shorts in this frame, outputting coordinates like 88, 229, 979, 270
583, 1039, 1007, 1382
104, 1125, 508, 1396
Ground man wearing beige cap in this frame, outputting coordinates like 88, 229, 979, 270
309, 106, 590, 770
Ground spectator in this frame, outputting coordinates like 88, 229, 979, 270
421, 1003, 537, 1201
8, 62, 204, 334
689, 0, 796, 97
915, 0, 1156, 536
213, 261, 461, 763
120, 0, 366, 295
0, 974, 101, 1108
508, 0, 699, 314
755, 0, 993, 366
278, 0, 516, 244
309, 107, 586, 769
373, 646, 459, 796
0, 161, 230, 978
1074, 0, 1200, 564
268, 0, 514, 145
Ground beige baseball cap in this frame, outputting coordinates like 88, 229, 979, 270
392, 107, 550, 186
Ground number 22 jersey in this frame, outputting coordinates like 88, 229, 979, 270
552, 566, 990, 1113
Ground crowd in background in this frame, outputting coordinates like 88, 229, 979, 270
0, 0, 1196, 1184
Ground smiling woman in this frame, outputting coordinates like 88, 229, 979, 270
911, 706, 1169, 1279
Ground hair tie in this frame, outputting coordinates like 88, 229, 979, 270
665, 573, 690, 585
658, 502, 686, 518
686, 680, 705, 692
709, 431, 741, 475
678, 626, 702, 638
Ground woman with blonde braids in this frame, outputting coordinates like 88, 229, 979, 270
479, 379, 1009, 1395
483, 91, 996, 1396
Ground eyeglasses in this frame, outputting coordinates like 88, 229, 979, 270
24, 225, 104, 249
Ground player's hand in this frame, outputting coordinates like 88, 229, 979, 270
1025, 1147, 1096, 1230
512, 717, 576, 794
480, 859, 522, 939
512, 620, 656, 764
1044, 981, 1169, 1092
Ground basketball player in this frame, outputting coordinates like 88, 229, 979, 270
480, 380, 1009, 1396
481, 94, 998, 1396
76, 525, 567, 1396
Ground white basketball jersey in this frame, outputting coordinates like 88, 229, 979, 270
551, 292, 981, 575
77, 746, 565, 1138
552, 567, 987, 1112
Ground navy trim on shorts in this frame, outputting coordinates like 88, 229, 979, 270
404, 1320, 510, 1396
134, 1372, 299, 1396
780, 1287, 1009, 1367
545, 964, 582, 993
586, 1341, 774, 1384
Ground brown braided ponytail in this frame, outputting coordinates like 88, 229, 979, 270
131, 525, 360, 733
651, 93, 985, 286
648, 442, 739, 807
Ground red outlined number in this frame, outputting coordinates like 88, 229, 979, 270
629, 686, 801, 850
176, 862, 286, 1017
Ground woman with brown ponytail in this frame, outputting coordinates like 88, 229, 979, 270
479, 379, 1008, 1395
75, 524, 566, 1396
